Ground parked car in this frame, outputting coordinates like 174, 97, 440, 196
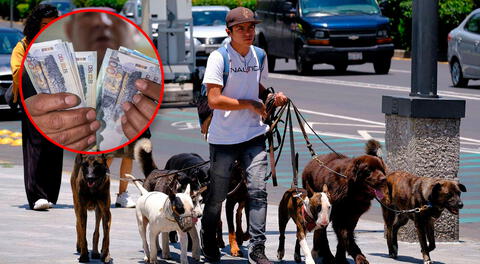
190, 5, 230, 65
0, 28, 23, 111
448, 8, 480, 88
39, 0, 75, 16
256, 0, 394, 74
121, 0, 142, 25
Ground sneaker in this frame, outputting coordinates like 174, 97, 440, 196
33, 199, 50, 211
115, 192, 136, 208
248, 244, 272, 264
200, 228, 220, 262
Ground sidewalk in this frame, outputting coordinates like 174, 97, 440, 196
0, 165, 479, 264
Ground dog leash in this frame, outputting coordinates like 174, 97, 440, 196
374, 196, 433, 214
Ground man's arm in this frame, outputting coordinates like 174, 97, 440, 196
207, 83, 267, 118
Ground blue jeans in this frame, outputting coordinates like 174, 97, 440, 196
201, 135, 269, 249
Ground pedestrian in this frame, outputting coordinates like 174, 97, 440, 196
11, 4, 62, 210
200, 7, 288, 264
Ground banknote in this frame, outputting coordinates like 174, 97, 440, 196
75, 51, 97, 108
96, 48, 161, 151
25, 40, 86, 107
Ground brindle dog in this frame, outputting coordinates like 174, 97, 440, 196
71, 154, 111, 263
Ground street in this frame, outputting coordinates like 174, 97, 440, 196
1, 57, 479, 238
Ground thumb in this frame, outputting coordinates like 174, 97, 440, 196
25, 93, 80, 116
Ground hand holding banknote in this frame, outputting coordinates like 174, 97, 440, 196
121, 79, 161, 139
25, 93, 100, 150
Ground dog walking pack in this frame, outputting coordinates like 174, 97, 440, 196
196, 45, 266, 136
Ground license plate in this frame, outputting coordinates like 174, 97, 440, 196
348, 52, 362, 60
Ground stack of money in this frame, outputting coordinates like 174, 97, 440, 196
25, 40, 161, 151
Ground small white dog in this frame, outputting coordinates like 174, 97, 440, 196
126, 174, 201, 264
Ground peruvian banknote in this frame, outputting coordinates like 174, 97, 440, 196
24, 40, 85, 106
96, 48, 161, 151
75, 51, 97, 108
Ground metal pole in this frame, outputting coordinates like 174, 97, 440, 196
10, 0, 13, 28
410, 0, 439, 98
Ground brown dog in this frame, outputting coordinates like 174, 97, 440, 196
302, 139, 387, 264
277, 185, 331, 264
71, 154, 111, 263
381, 171, 467, 264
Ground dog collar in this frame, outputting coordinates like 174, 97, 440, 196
302, 205, 316, 232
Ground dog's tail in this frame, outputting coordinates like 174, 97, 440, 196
134, 138, 158, 177
124, 174, 149, 196
365, 139, 383, 157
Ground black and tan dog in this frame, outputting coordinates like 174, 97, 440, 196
381, 171, 467, 264
277, 185, 331, 264
71, 154, 111, 263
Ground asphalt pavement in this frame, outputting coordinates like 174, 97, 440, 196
1, 164, 479, 264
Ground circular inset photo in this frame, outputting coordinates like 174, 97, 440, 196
19, 8, 164, 154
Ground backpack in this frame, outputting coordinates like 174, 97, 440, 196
196, 45, 266, 136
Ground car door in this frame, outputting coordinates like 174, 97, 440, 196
280, 0, 298, 59
460, 13, 480, 78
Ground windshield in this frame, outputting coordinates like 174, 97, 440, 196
300, 0, 380, 16
48, 2, 73, 12
193, 10, 228, 26
0, 31, 22, 54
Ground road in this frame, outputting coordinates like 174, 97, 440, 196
1, 58, 479, 241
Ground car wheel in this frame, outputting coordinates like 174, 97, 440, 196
295, 49, 312, 75
450, 60, 469, 87
373, 57, 391, 74
334, 63, 348, 73
267, 54, 276, 72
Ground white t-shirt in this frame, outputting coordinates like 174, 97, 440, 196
202, 43, 269, 145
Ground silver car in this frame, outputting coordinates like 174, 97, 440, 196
190, 6, 230, 65
448, 8, 480, 87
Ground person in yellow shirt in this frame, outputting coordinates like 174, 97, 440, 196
11, 4, 63, 211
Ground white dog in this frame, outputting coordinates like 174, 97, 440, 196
126, 174, 201, 264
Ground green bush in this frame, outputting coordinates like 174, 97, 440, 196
383, 0, 480, 54
73, 0, 127, 12
16, 3, 29, 19
193, 0, 256, 10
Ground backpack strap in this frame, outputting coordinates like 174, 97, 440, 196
252, 46, 266, 71
217, 45, 230, 89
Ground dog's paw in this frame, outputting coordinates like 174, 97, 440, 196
242, 232, 251, 242
294, 252, 301, 263
424, 260, 433, 264
91, 252, 101, 259
388, 252, 398, 259
230, 248, 243, 257
162, 252, 171, 260
216, 239, 225, 248
101, 253, 112, 263
78, 254, 89, 263
143, 255, 149, 262
277, 249, 284, 260
354, 255, 369, 264
76, 244, 80, 253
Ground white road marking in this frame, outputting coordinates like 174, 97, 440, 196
390, 69, 411, 73
300, 108, 385, 126
270, 73, 480, 101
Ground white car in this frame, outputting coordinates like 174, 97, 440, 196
448, 8, 480, 87
190, 6, 230, 65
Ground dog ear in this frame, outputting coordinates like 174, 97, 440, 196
168, 190, 176, 201
458, 183, 467, 192
75, 153, 83, 164
428, 182, 442, 202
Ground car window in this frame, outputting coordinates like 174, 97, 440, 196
465, 13, 480, 34
300, 0, 380, 16
0, 32, 22, 54
192, 11, 228, 26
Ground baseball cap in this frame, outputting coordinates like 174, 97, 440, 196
226, 7, 262, 28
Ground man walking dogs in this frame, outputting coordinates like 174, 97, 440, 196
201, 7, 288, 264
